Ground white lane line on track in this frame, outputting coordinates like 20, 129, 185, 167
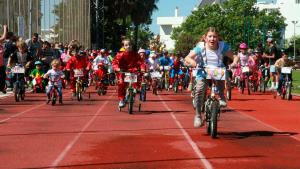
228, 106, 300, 142
0, 103, 45, 123
0, 91, 72, 123
50, 94, 114, 168
158, 95, 213, 169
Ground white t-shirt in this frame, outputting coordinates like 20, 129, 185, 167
45, 69, 65, 88
147, 58, 159, 70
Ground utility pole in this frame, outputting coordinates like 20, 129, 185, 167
6, 0, 10, 29
29, 0, 32, 38
292, 20, 298, 62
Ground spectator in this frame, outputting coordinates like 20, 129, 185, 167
0, 25, 8, 94
26, 33, 42, 60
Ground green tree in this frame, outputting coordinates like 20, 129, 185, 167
172, 0, 286, 52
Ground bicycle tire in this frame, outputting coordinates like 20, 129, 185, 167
14, 84, 19, 102
226, 81, 232, 101
210, 101, 219, 139
247, 79, 251, 95
140, 85, 146, 101
52, 94, 56, 106
128, 90, 134, 114
286, 83, 292, 100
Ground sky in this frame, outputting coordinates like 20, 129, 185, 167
42, 0, 200, 31
150, 0, 200, 35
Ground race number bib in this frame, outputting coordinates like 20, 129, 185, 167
163, 66, 170, 71
74, 69, 84, 77
205, 67, 226, 80
150, 71, 162, 78
124, 73, 137, 83
242, 66, 250, 73
281, 67, 292, 74
11, 66, 25, 73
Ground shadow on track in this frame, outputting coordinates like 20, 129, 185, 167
133, 110, 188, 115
218, 130, 298, 139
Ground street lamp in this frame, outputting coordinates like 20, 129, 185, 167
292, 20, 298, 61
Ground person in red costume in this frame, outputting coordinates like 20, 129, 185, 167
65, 41, 89, 96
112, 39, 146, 108
94, 61, 108, 92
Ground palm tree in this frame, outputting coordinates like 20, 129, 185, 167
130, 0, 158, 50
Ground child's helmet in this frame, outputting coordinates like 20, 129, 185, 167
34, 60, 42, 65
239, 43, 248, 49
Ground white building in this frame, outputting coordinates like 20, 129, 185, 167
255, 0, 300, 39
40, 29, 58, 43
157, 7, 186, 50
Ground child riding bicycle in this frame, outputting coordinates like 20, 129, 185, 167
112, 39, 146, 108
44, 59, 65, 104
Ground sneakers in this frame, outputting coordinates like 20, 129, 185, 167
169, 85, 173, 89
219, 99, 227, 107
118, 100, 126, 108
59, 99, 63, 104
194, 117, 203, 128
277, 92, 281, 96
46, 99, 51, 104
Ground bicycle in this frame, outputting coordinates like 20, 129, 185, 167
160, 66, 170, 91
47, 76, 59, 106
150, 71, 162, 95
203, 67, 226, 139
95, 73, 107, 96
239, 65, 251, 95
118, 72, 142, 114
278, 67, 293, 100
139, 72, 147, 102
258, 65, 269, 93
74, 69, 85, 101
32, 76, 44, 93
11, 64, 26, 102
173, 68, 184, 93
225, 67, 232, 101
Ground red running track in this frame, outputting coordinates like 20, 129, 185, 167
0, 87, 300, 169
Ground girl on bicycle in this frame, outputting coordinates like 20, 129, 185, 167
185, 27, 237, 128
44, 59, 65, 104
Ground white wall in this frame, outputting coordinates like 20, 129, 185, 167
256, 0, 300, 39
157, 16, 186, 50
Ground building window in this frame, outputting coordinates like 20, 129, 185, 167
296, 0, 300, 4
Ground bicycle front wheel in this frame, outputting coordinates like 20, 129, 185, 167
128, 89, 134, 114
210, 101, 219, 139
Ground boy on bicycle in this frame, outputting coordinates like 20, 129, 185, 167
44, 59, 65, 104
65, 42, 89, 97
274, 50, 295, 96
112, 39, 146, 108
